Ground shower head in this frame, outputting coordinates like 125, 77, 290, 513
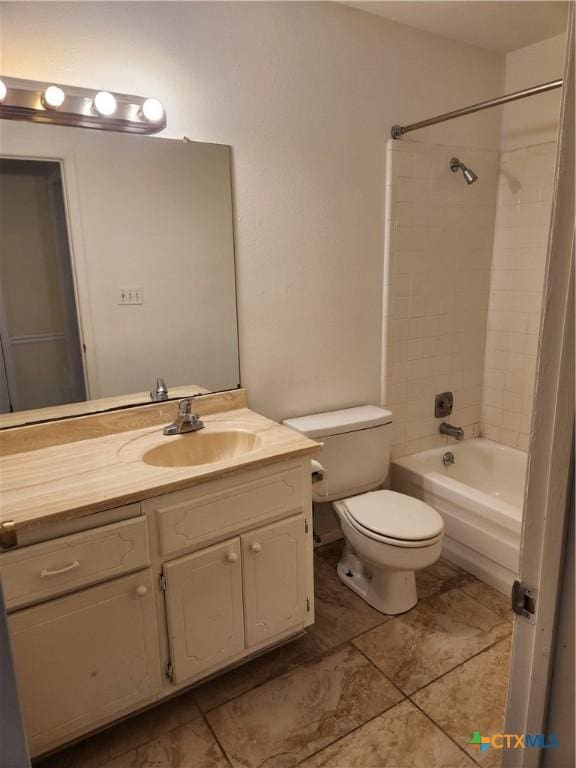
450, 157, 478, 185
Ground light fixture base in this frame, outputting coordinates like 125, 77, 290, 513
0, 76, 166, 134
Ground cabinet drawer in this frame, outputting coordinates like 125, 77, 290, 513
149, 462, 304, 556
0, 517, 150, 610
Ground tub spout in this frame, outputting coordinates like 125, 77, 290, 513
439, 423, 464, 440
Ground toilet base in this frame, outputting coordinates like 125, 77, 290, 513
337, 547, 418, 615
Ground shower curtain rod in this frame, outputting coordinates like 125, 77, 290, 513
391, 78, 563, 139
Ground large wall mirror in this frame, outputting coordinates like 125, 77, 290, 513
0, 121, 240, 426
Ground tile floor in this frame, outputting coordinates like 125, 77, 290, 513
36, 541, 513, 768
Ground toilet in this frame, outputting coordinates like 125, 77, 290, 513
283, 405, 444, 615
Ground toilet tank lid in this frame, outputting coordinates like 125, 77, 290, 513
283, 405, 392, 438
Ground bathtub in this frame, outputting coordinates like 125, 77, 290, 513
391, 438, 527, 595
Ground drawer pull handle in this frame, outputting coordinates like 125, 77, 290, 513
135, 585, 148, 597
226, 552, 238, 563
250, 543, 262, 554
40, 560, 80, 578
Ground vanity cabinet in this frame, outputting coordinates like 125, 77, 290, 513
162, 513, 309, 683
0, 516, 149, 611
163, 537, 245, 683
242, 515, 308, 647
8, 570, 161, 756
2, 456, 314, 758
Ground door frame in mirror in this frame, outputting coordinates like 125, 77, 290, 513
0, 150, 97, 404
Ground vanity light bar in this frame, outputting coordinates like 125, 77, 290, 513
0, 76, 166, 134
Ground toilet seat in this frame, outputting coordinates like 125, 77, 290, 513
334, 490, 444, 549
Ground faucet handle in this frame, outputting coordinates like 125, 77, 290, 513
150, 377, 168, 402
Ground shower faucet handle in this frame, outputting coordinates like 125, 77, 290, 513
435, 392, 453, 418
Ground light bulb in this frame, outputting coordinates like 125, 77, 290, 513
141, 98, 164, 123
0, 80, 6, 103
93, 91, 117, 117
42, 85, 65, 109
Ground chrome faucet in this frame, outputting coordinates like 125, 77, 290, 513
150, 377, 169, 402
163, 398, 205, 435
439, 422, 464, 440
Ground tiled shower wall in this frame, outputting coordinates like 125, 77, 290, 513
480, 142, 557, 450
383, 140, 499, 458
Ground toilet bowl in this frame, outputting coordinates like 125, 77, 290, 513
333, 490, 443, 614
283, 405, 445, 615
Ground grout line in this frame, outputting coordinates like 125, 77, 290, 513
293, 697, 409, 766
351, 641, 407, 700
347, 579, 479, 649
34, 698, 208, 768
454, 586, 514, 625
406, 635, 513, 766
199, 636, 407, 766
195, 629, 391, 716
194, 560, 395, 715
202, 714, 234, 768
408, 697, 482, 767
36, 562, 508, 768
406, 633, 513, 699
95, 628, 509, 768
194, 637, 345, 715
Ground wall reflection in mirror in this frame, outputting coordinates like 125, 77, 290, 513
0, 122, 240, 422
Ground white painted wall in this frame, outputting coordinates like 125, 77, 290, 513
500, 33, 566, 150
0, 2, 504, 421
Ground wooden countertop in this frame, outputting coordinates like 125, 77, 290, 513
0, 408, 320, 533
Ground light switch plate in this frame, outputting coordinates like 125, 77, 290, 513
119, 288, 143, 305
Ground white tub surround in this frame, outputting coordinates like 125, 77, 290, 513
481, 141, 557, 450
383, 139, 499, 459
392, 438, 526, 594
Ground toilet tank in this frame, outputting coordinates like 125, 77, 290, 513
283, 406, 392, 502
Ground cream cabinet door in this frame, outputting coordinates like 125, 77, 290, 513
9, 570, 161, 757
163, 537, 244, 684
242, 515, 309, 647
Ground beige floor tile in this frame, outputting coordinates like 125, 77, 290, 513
101, 718, 228, 768
413, 637, 512, 768
34, 693, 201, 768
300, 699, 476, 767
310, 556, 388, 649
206, 644, 403, 768
460, 579, 512, 621
314, 540, 344, 568
104, 690, 201, 759
193, 632, 324, 712
35, 735, 111, 768
416, 558, 473, 600
316, 543, 471, 603
353, 588, 512, 694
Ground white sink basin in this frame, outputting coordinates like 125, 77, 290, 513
142, 430, 262, 468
